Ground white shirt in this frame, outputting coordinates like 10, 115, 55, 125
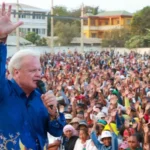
73, 139, 87, 150
86, 139, 98, 150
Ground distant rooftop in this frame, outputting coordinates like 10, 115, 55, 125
71, 37, 102, 44
7, 36, 33, 46
85, 10, 132, 17
0, 3, 48, 12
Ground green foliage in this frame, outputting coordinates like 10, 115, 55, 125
54, 21, 80, 45
53, 6, 68, 16
92, 6, 99, 15
25, 32, 47, 46
103, 6, 150, 48
102, 28, 131, 47
37, 38, 47, 46
131, 6, 150, 35
124, 6, 150, 48
84, 6, 100, 15
48, 5, 99, 36
125, 34, 150, 49
25, 32, 40, 44
125, 35, 144, 48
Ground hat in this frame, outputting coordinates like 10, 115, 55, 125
111, 89, 119, 96
79, 120, 88, 127
101, 131, 112, 139
65, 114, 72, 120
119, 141, 129, 149
97, 119, 107, 126
104, 123, 119, 135
120, 75, 125, 80
96, 112, 106, 120
70, 117, 80, 124
147, 91, 150, 97
63, 124, 76, 135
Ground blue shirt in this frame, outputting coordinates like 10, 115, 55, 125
0, 44, 66, 150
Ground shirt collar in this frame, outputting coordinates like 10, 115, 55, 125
11, 79, 36, 98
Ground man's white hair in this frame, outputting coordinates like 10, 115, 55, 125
8, 49, 40, 76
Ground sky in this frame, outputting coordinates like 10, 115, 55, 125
2, 0, 150, 13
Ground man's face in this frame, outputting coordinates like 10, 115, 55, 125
102, 137, 111, 147
71, 122, 79, 130
128, 136, 139, 149
64, 130, 72, 139
14, 56, 42, 92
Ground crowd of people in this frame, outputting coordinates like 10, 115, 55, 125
1, 2, 150, 150
20, 49, 149, 150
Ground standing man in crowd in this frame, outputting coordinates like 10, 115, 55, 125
0, 3, 65, 150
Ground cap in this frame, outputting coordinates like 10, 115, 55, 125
101, 131, 112, 139
96, 112, 106, 120
104, 123, 119, 135
65, 114, 73, 120
119, 141, 129, 149
112, 89, 119, 96
97, 119, 107, 126
70, 117, 80, 124
79, 120, 88, 127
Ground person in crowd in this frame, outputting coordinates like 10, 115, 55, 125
90, 118, 118, 150
62, 124, 78, 150
73, 128, 89, 150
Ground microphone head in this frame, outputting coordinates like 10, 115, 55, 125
37, 80, 46, 94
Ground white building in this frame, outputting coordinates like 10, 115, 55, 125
2, 3, 49, 37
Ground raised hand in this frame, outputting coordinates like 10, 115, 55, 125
111, 109, 117, 117
143, 144, 149, 150
0, 3, 23, 37
87, 107, 93, 114
145, 103, 150, 111
138, 110, 144, 119
126, 107, 131, 116
106, 116, 112, 124
135, 101, 140, 111
143, 124, 149, 133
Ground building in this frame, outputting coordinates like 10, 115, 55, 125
83, 10, 132, 39
1, 3, 48, 37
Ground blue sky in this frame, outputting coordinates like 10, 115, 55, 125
4, 0, 150, 12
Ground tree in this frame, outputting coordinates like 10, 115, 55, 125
131, 6, 150, 35
25, 32, 47, 46
102, 28, 131, 47
37, 37, 47, 46
54, 21, 80, 45
125, 35, 145, 48
84, 6, 100, 15
125, 32, 150, 48
48, 5, 100, 37
25, 32, 40, 44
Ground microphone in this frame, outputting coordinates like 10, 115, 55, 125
37, 80, 53, 109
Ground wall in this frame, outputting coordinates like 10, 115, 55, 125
101, 47, 150, 55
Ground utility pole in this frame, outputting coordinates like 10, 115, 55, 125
16, 0, 20, 50
80, 3, 84, 54
51, 0, 54, 54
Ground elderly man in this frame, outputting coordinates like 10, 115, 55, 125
0, 3, 65, 150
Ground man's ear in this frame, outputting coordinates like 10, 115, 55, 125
13, 69, 19, 76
